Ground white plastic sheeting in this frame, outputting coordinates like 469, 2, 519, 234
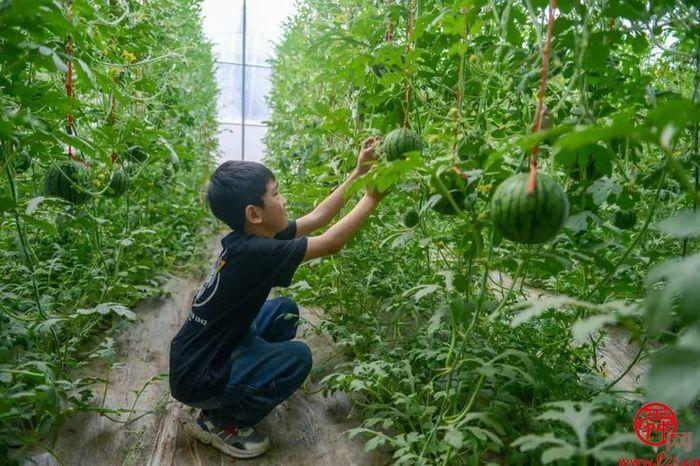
201, 0, 296, 164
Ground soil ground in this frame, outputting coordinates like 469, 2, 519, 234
24, 238, 647, 466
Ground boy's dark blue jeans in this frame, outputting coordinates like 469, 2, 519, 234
187, 297, 312, 427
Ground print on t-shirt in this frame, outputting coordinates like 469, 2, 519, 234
193, 248, 227, 308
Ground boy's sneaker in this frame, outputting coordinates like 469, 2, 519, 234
186, 410, 270, 458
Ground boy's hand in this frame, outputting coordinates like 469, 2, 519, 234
355, 136, 380, 176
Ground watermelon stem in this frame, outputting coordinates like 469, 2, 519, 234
3, 148, 63, 361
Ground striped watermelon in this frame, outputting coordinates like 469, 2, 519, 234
614, 209, 637, 229
383, 128, 422, 161
45, 161, 92, 204
125, 145, 147, 163
106, 170, 129, 197
490, 173, 569, 244
403, 208, 419, 228
15, 151, 32, 173
430, 169, 469, 215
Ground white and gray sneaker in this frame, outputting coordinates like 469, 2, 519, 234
186, 411, 270, 458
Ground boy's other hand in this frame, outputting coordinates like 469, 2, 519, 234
355, 136, 380, 175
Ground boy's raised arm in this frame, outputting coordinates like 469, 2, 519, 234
295, 136, 379, 237
303, 186, 383, 261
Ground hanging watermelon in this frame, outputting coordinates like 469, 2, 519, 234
14, 151, 32, 173
490, 173, 569, 244
45, 161, 92, 204
382, 128, 422, 161
403, 208, 419, 228
106, 170, 129, 197
614, 209, 637, 229
125, 145, 148, 163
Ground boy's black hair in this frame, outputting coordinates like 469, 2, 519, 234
206, 160, 275, 230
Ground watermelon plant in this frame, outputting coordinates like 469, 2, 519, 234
265, 0, 700, 464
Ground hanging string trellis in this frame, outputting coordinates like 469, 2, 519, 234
528, 0, 558, 193
403, 0, 415, 129
64, 0, 89, 167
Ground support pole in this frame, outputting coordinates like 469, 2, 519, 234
241, 0, 247, 161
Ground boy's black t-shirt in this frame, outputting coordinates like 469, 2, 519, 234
169, 221, 308, 403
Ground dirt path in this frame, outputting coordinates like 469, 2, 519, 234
488, 270, 648, 396
26, 234, 389, 466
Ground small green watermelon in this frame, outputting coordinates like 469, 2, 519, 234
125, 145, 148, 163
429, 169, 470, 215
45, 161, 92, 204
614, 209, 637, 230
107, 170, 129, 197
14, 151, 32, 173
382, 128, 422, 161
403, 208, 419, 228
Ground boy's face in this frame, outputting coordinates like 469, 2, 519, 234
259, 179, 288, 233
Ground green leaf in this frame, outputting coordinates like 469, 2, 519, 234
407, 284, 441, 302
571, 314, 618, 346
444, 428, 464, 448
427, 302, 446, 335
20, 213, 57, 235
364, 434, 386, 452
586, 178, 622, 205
34, 318, 64, 334
654, 210, 700, 238
50, 51, 68, 73
74, 302, 135, 320
645, 253, 700, 331
512, 433, 569, 451
537, 401, 605, 449
25, 196, 46, 215
541, 445, 577, 464
647, 98, 700, 134
565, 212, 600, 234
677, 322, 700, 351
510, 295, 608, 327
0, 196, 16, 214
647, 346, 700, 407
589, 432, 637, 462
466, 426, 503, 445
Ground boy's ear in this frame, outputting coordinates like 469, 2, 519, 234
244, 204, 263, 225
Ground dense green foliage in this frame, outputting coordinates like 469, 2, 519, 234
266, 0, 700, 464
0, 0, 216, 460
